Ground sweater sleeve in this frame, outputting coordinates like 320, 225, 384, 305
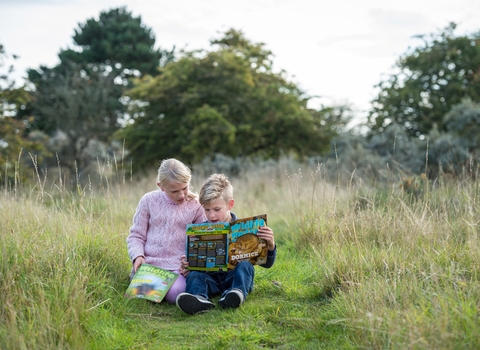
261, 245, 277, 269
126, 194, 150, 262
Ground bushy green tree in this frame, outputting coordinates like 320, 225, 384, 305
117, 29, 339, 170
0, 44, 47, 184
28, 65, 124, 173
424, 125, 472, 178
443, 98, 480, 153
368, 23, 480, 137
58, 6, 174, 77
367, 123, 425, 174
18, 7, 172, 175
320, 125, 424, 185
324, 122, 474, 183
0, 44, 29, 118
23, 6, 171, 131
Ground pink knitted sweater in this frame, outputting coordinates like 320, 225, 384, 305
127, 190, 206, 271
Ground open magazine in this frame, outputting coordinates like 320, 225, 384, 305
185, 214, 268, 271
124, 263, 178, 303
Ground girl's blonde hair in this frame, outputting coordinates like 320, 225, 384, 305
157, 158, 197, 200
199, 173, 233, 205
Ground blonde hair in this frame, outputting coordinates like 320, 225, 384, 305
157, 158, 197, 200
199, 173, 233, 205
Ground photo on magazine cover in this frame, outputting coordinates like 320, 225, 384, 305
185, 214, 268, 271
124, 263, 178, 303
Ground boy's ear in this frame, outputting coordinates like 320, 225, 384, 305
228, 199, 235, 210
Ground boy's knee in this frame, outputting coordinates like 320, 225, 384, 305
186, 271, 203, 283
235, 261, 254, 274
186, 271, 199, 279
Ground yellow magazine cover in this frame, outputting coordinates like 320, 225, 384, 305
227, 214, 268, 269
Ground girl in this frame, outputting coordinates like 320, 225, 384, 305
127, 158, 206, 303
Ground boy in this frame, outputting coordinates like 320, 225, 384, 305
176, 173, 277, 315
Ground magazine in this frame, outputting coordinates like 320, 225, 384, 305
124, 263, 179, 303
186, 214, 268, 271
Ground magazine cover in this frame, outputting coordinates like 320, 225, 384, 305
228, 214, 268, 269
124, 263, 179, 303
185, 222, 229, 271
185, 214, 268, 271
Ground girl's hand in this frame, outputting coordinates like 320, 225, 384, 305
133, 256, 145, 272
257, 226, 275, 251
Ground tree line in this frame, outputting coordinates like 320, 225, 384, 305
1, 8, 479, 185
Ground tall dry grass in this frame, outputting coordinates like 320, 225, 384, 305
290, 166, 480, 348
1, 156, 141, 348
1, 155, 479, 348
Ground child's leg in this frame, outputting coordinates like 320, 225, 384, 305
186, 271, 222, 299
225, 261, 255, 299
164, 274, 186, 304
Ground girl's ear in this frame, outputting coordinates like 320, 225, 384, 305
228, 199, 235, 210
157, 182, 164, 191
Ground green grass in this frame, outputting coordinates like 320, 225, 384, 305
1, 162, 479, 349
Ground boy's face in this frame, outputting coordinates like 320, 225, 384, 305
203, 197, 234, 223
158, 181, 189, 205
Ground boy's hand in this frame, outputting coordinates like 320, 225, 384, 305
180, 255, 190, 277
257, 226, 275, 251
133, 256, 145, 272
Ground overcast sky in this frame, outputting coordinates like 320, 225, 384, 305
1, 0, 479, 119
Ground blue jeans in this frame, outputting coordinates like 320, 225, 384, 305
186, 261, 255, 300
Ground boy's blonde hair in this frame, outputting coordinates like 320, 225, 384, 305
157, 158, 197, 199
199, 173, 233, 205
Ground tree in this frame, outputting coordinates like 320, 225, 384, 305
116, 29, 338, 170
23, 6, 173, 132
18, 7, 173, 175
0, 44, 29, 118
58, 6, 174, 77
368, 23, 480, 137
22, 6, 174, 131
425, 125, 471, 178
443, 98, 480, 153
0, 44, 46, 184
29, 65, 122, 174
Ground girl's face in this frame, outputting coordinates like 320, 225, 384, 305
202, 197, 235, 223
158, 181, 189, 204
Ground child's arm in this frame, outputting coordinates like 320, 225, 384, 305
180, 255, 190, 277
257, 225, 276, 268
133, 256, 145, 272
127, 195, 149, 265
257, 226, 275, 251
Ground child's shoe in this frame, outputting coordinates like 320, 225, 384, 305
176, 293, 215, 315
218, 288, 244, 309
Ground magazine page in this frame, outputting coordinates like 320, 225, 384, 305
227, 214, 268, 269
186, 222, 229, 271
124, 263, 178, 303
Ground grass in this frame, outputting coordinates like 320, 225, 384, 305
1, 159, 479, 349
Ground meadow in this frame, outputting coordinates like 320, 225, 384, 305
1, 158, 479, 349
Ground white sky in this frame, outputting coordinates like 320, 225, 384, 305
1, 0, 479, 120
